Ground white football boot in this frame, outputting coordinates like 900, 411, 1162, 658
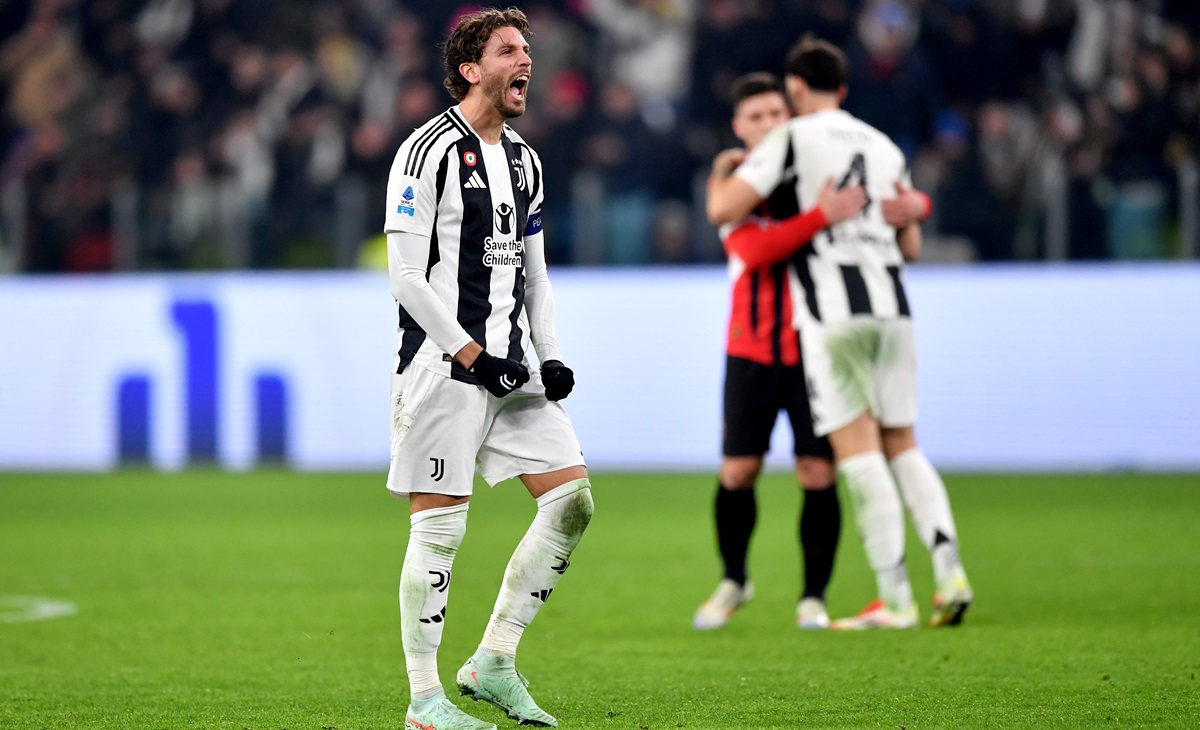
796, 597, 831, 630
692, 578, 754, 630
830, 599, 919, 630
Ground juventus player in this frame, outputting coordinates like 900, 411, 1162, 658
694, 73, 866, 632
709, 39, 973, 630
384, 9, 591, 729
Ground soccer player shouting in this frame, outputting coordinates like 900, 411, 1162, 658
695, 73, 867, 631
384, 8, 591, 729
709, 39, 973, 630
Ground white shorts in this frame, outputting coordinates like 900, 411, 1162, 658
386, 363, 586, 497
800, 317, 918, 437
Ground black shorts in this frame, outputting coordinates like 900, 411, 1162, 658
722, 355, 833, 460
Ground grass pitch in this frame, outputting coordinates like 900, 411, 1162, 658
1, 471, 1197, 729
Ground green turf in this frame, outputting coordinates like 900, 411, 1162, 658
1, 471, 1198, 729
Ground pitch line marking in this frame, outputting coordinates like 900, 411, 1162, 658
0, 595, 77, 624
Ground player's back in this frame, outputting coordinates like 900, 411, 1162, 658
787, 110, 905, 261
785, 109, 911, 324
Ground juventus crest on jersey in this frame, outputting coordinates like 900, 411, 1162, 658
737, 108, 912, 326
385, 106, 544, 380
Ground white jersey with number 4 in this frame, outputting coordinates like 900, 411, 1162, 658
736, 108, 912, 326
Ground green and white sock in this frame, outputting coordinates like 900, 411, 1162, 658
839, 452, 913, 611
478, 479, 594, 656
890, 448, 962, 586
400, 502, 468, 702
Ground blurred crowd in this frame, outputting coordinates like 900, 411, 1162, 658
1, 0, 1198, 272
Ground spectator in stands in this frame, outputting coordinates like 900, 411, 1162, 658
843, 0, 941, 159
2, 0, 1200, 271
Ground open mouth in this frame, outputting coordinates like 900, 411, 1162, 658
509, 75, 529, 103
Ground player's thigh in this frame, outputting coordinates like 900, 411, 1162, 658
387, 366, 486, 498
722, 356, 783, 457
800, 319, 878, 438
875, 318, 918, 429
478, 376, 586, 487
782, 358, 834, 463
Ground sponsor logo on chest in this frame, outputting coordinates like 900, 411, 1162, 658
484, 203, 522, 267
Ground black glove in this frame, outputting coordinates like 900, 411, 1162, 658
540, 359, 575, 402
470, 350, 529, 398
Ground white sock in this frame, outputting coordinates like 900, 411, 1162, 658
838, 453, 913, 611
400, 502, 468, 702
478, 478, 594, 657
890, 448, 963, 586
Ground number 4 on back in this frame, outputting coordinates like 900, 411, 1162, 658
838, 152, 871, 214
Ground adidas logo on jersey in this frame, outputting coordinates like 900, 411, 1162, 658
464, 170, 486, 189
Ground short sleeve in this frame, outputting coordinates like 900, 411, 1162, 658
384, 140, 441, 237
735, 123, 791, 198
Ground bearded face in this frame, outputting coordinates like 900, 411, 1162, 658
480, 65, 529, 119
472, 26, 531, 119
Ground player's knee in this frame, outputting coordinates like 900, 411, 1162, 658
409, 501, 470, 550
720, 458, 762, 489
567, 485, 595, 536
881, 426, 917, 460
541, 478, 593, 542
797, 457, 836, 490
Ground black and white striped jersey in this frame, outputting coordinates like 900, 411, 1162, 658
385, 106, 546, 382
736, 108, 912, 326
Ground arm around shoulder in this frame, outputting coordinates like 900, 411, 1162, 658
707, 174, 764, 226
724, 208, 828, 268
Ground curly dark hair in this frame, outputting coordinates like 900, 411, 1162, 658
441, 7, 532, 101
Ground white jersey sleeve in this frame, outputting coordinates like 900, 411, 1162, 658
523, 229, 561, 364
384, 110, 475, 375
516, 144, 563, 364
734, 123, 792, 199
387, 230, 473, 357
384, 119, 444, 237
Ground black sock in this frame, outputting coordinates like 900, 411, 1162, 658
715, 482, 756, 586
800, 484, 841, 600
